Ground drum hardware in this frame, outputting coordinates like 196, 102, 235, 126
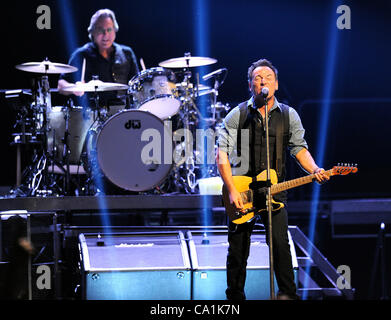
158, 52, 217, 69
45, 103, 96, 195
8, 54, 231, 196
202, 68, 228, 122
60, 100, 73, 194
61, 76, 130, 121
10, 58, 83, 196
128, 67, 180, 120
15, 58, 78, 74
170, 57, 200, 193
152, 52, 222, 194
6, 89, 38, 187
60, 78, 129, 93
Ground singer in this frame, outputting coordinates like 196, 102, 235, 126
216, 58, 329, 300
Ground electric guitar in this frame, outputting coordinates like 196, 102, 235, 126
222, 164, 358, 224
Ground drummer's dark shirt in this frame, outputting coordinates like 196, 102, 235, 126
60, 42, 139, 107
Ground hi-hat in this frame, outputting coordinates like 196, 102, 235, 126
61, 79, 129, 92
15, 59, 78, 74
159, 55, 217, 68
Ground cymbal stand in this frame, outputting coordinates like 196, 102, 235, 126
61, 101, 72, 195
180, 66, 198, 193
29, 70, 55, 196
210, 78, 220, 122
91, 75, 103, 122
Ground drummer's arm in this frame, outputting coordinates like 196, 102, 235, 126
58, 79, 84, 97
58, 50, 84, 96
58, 79, 72, 95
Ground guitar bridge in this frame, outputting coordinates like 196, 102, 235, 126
236, 207, 256, 217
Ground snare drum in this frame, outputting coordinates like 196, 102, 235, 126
129, 67, 180, 119
47, 106, 94, 164
85, 110, 173, 192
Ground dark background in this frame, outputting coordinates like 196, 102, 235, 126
0, 0, 390, 300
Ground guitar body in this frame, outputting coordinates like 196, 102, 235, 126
222, 169, 284, 224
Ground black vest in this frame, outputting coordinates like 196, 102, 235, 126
237, 101, 290, 183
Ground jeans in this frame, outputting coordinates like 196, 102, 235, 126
225, 206, 298, 300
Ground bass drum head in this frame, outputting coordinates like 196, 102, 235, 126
96, 110, 172, 192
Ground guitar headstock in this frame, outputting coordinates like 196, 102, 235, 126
332, 163, 358, 176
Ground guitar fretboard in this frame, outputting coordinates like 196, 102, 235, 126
271, 169, 333, 194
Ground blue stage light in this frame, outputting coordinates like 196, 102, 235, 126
193, 0, 212, 227
303, 0, 341, 300
57, 0, 79, 57
57, 0, 112, 237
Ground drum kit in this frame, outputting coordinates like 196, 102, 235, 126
7, 53, 230, 197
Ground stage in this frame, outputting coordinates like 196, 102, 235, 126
0, 194, 390, 300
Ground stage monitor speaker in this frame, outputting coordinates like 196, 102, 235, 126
187, 229, 299, 300
79, 231, 191, 300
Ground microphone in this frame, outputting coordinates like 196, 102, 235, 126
254, 87, 269, 108
202, 68, 227, 81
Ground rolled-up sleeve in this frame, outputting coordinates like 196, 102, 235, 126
217, 107, 240, 154
288, 107, 308, 157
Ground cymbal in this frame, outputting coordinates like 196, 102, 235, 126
159, 56, 217, 68
15, 59, 78, 74
197, 84, 211, 91
61, 79, 129, 92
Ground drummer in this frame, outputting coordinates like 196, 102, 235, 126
57, 8, 139, 107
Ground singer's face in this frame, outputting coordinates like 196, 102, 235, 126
249, 66, 278, 98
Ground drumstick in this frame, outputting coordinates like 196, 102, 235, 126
81, 58, 86, 82
140, 58, 146, 71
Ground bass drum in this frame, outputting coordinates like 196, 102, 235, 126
85, 110, 173, 192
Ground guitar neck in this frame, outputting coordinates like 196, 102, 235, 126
271, 169, 333, 194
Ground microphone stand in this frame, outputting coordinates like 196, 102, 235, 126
263, 94, 275, 300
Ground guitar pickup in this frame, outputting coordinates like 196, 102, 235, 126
236, 207, 256, 216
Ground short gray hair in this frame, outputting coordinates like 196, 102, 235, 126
87, 9, 119, 41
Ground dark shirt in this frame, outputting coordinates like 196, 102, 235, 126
60, 42, 139, 107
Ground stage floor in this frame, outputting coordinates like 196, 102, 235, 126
0, 194, 223, 212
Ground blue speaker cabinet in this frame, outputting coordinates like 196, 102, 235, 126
187, 229, 298, 300
79, 231, 191, 300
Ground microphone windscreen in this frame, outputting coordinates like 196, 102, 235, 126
261, 87, 269, 97
254, 93, 266, 108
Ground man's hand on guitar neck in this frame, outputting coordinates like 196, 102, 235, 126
313, 167, 330, 184
295, 148, 329, 185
